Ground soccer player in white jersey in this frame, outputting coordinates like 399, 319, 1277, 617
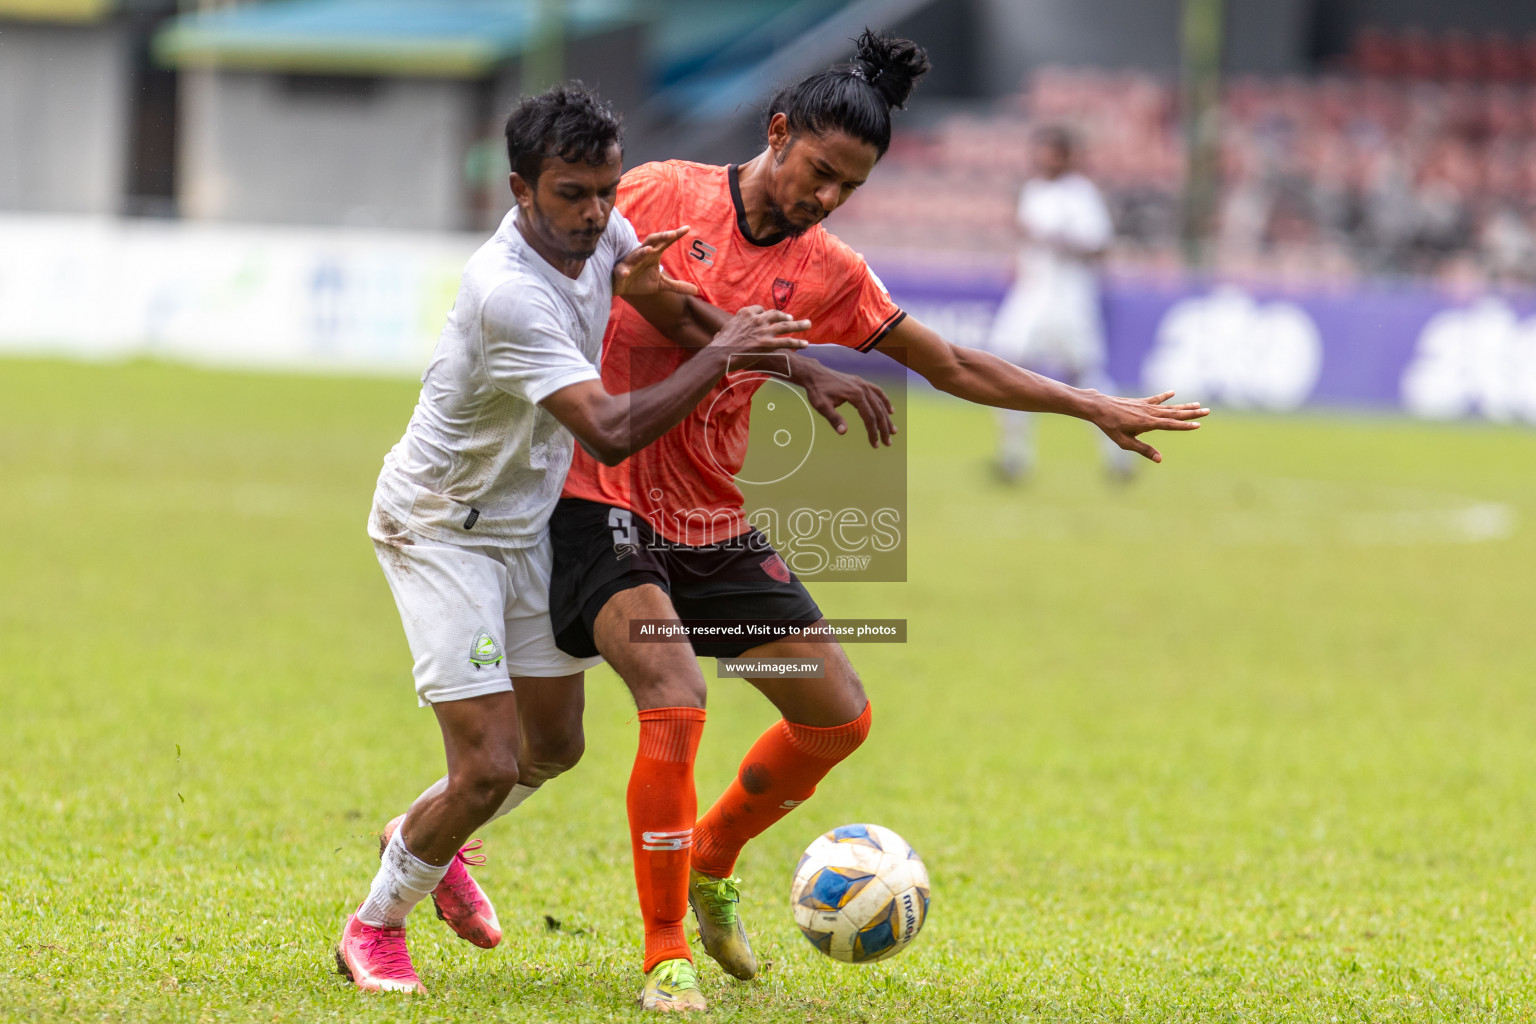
987, 125, 1134, 480
333, 84, 851, 995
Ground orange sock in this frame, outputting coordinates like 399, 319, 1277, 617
693, 702, 871, 879
628, 706, 706, 971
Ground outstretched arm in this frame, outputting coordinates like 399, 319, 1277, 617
877, 314, 1206, 462
539, 307, 809, 467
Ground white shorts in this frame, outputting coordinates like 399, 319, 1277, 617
370, 505, 602, 706
987, 283, 1106, 376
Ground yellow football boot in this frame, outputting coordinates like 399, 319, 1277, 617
640, 957, 707, 1012
688, 869, 757, 980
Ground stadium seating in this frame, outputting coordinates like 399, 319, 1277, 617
834, 31, 1536, 287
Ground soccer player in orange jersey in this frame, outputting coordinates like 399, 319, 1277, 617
546, 31, 1209, 1010
332, 83, 893, 999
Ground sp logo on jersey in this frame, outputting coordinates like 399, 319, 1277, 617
772, 278, 796, 309
689, 239, 717, 266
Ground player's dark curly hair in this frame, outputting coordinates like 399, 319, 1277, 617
764, 28, 931, 158
504, 82, 623, 185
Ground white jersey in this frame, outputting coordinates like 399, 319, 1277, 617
988, 172, 1112, 372
374, 205, 640, 546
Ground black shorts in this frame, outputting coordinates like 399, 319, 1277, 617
548, 497, 823, 659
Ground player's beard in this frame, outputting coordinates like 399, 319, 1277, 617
558, 224, 604, 261
532, 196, 604, 260
763, 194, 823, 239
564, 224, 604, 260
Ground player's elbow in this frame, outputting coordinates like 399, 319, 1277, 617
576, 430, 630, 467
594, 445, 630, 467
918, 351, 967, 396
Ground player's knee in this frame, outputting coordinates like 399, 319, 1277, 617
824, 658, 869, 723
522, 730, 585, 785
450, 756, 520, 816
628, 669, 707, 710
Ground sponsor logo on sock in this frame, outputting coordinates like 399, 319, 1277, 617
470, 630, 503, 669
641, 829, 693, 851
779, 798, 805, 809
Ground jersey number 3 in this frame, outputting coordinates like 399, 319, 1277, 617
609, 507, 639, 549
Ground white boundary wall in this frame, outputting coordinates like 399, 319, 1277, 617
0, 214, 482, 376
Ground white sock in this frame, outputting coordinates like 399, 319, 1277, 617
413, 775, 539, 827
357, 829, 451, 928
488, 782, 537, 824
355, 777, 541, 927
997, 410, 1034, 463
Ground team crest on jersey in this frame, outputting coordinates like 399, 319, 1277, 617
469, 630, 503, 669
772, 278, 796, 308
761, 554, 792, 582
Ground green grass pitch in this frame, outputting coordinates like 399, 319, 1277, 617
3, 356, 1536, 1022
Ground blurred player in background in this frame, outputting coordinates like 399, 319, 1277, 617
546, 30, 1207, 1012
334, 83, 827, 996
987, 125, 1135, 481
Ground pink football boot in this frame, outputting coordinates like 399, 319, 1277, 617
381, 815, 503, 949
335, 913, 426, 994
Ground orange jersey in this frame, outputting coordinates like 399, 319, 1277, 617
560, 160, 904, 544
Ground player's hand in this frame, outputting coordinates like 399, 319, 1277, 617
794, 360, 896, 447
709, 305, 810, 356
612, 226, 700, 298
1090, 390, 1208, 463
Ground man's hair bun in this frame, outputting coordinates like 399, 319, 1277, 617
762, 28, 931, 159
852, 28, 931, 110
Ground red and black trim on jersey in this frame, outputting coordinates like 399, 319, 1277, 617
858, 309, 906, 352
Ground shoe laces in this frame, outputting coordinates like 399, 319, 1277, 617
696, 874, 743, 927
363, 926, 416, 980
651, 957, 700, 994
442, 841, 487, 905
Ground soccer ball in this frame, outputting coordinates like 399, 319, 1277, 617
790, 823, 930, 963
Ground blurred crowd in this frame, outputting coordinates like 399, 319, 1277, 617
835, 28, 1536, 288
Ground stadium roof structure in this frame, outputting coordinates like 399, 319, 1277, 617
630, 0, 940, 156
0, 0, 109, 19
154, 0, 642, 78
643, 0, 840, 88
0, 0, 170, 21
